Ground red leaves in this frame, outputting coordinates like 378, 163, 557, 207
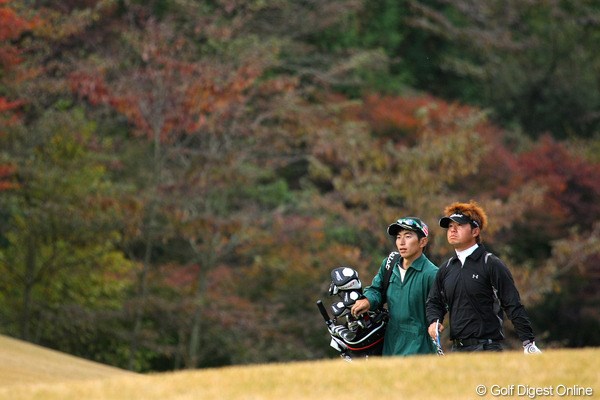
0, 1, 38, 105
0, 1, 40, 68
0, 1, 40, 191
362, 93, 490, 142
360, 92, 600, 239
0, 97, 24, 112
363, 94, 432, 137
517, 135, 600, 226
0, 2, 37, 38
69, 58, 261, 143
64, 13, 268, 143
68, 71, 110, 106
0, 163, 17, 190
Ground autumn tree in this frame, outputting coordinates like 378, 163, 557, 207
0, 0, 38, 189
66, 0, 291, 368
495, 136, 600, 264
0, 0, 139, 365
0, 108, 132, 347
527, 225, 600, 347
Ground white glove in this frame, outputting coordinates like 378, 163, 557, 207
523, 340, 542, 354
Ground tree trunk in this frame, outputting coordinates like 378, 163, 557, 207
20, 236, 36, 341
187, 237, 217, 368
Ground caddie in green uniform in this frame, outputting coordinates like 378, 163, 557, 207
351, 216, 439, 356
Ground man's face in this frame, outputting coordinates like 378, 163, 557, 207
395, 230, 425, 260
446, 221, 478, 250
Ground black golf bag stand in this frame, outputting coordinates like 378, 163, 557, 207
316, 266, 389, 361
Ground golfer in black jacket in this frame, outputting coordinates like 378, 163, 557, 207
426, 200, 542, 353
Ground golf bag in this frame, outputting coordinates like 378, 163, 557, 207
317, 266, 389, 361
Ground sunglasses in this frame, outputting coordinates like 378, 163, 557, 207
395, 217, 429, 237
397, 218, 424, 229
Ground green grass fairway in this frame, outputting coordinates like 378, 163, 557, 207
0, 335, 597, 400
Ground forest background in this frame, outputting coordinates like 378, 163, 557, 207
0, 0, 599, 373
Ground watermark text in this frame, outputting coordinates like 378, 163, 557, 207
475, 384, 594, 398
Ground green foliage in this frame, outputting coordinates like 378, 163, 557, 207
0, 108, 131, 342
306, 0, 411, 94
242, 178, 293, 209
403, 0, 600, 139
528, 225, 600, 347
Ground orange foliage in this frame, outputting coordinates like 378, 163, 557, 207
0, 4, 34, 36
0, 1, 39, 191
0, 1, 40, 69
68, 71, 110, 106
361, 93, 524, 197
0, 163, 17, 190
0, 97, 25, 132
0, 0, 38, 103
516, 135, 600, 226
69, 55, 262, 143
362, 94, 432, 137
362, 94, 486, 140
0, 97, 24, 112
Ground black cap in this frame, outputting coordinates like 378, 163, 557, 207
439, 213, 479, 228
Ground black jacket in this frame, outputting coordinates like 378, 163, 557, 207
426, 245, 534, 342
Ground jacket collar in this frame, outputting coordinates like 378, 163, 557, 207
400, 253, 428, 271
450, 244, 487, 264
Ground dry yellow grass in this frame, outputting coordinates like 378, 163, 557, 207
0, 335, 137, 387
0, 334, 598, 400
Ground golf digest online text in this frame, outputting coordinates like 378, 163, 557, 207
475, 384, 594, 398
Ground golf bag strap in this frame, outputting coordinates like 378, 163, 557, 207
381, 251, 400, 306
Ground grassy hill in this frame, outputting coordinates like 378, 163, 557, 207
0, 334, 598, 400
0, 335, 137, 387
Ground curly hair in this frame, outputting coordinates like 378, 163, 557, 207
443, 200, 488, 231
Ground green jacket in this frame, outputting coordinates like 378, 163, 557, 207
363, 253, 438, 356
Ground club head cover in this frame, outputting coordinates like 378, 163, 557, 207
331, 301, 349, 318
330, 267, 362, 291
341, 290, 364, 307
328, 282, 339, 296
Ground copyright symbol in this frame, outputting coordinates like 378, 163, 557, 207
476, 385, 487, 396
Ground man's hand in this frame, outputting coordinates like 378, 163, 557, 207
523, 340, 542, 354
350, 298, 370, 317
428, 321, 444, 340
